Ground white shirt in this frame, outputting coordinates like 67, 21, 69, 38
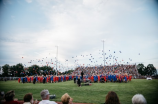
39, 100, 57, 104
23, 102, 31, 104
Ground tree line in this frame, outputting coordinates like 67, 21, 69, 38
1, 63, 157, 77
137, 64, 157, 76
1, 63, 73, 77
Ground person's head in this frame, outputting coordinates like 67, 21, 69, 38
24, 93, 33, 103
61, 93, 72, 104
40, 89, 50, 100
132, 94, 147, 104
105, 91, 120, 104
4, 90, 15, 101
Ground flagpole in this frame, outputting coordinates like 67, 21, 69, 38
55, 46, 58, 76
101, 40, 105, 67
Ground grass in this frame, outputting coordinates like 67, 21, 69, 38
0, 79, 158, 104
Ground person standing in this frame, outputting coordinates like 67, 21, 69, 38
81, 71, 84, 80
21, 77, 23, 83
23, 77, 25, 84
50, 75, 53, 83
77, 77, 81, 87
43, 76, 46, 84
33, 76, 36, 84
18, 77, 21, 83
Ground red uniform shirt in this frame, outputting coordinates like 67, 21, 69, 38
18, 78, 20, 83
98, 76, 100, 81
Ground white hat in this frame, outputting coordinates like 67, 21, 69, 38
40, 89, 50, 99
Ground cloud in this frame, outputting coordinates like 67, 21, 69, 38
25, 0, 32, 3
11, 15, 15, 21
0, 0, 158, 70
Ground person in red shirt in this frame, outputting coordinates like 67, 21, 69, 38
40, 76, 42, 83
66, 75, 69, 81
119, 74, 121, 83
18, 78, 20, 83
31, 76, 33, 82
91, 75, 94, 83
27, 76, 30, 83
104, 75, 106, 82
98, 75, 100, 83
129, 75, 132, 81
3, 90, 20, 104
53, 76, 56, 83
49, 76, 51, 83
46, 76, 48, 83
38, 76, 40, 83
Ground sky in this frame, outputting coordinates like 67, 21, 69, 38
0, 0, 158, 72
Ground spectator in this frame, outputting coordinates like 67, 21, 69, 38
61, 93, 73, 104
105, 91, 120, 104
3, 90, 20, 104
23, 93, 37, 104
39, 89, 57, 104
132, 94, 147, 104
77, 77, 81, 87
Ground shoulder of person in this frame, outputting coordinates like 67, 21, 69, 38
50, 101, 57, 104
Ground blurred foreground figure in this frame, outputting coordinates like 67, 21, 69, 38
39, 89, 57, 104
105, 91, 120, 104
132, 94, 147, 104
3, 90, 20, 104
23, 93, 38, 104
61, 93, 73, 104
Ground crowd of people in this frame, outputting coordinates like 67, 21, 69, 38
17, 64, 138, 84
1, 90, 147, 104
73, 64, 139, 78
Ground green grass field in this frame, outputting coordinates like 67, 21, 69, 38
0, 79, 158, 104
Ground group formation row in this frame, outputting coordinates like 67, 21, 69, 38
18, 74, 132, 83
18, 75, 74, 83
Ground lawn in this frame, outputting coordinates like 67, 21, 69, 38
0, 79, 158, 104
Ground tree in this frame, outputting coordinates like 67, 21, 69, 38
26, 64, 40, 76
2, 64, 10, 76
137, 63, 157, 76
146, 64, 157, 76
62, 69, 74, 75
137, 64, 145, 75
15, 63, 24, 77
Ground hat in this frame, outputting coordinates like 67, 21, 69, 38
40, 89, 50, 99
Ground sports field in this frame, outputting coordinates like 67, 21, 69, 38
0, 79, 158, 104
